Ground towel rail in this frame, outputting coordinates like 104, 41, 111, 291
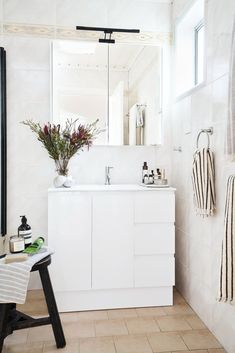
196, 127, 213, 149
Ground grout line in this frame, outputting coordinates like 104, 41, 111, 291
146, 333, 154, 353
178, 332, 190, 351
112, 335, 118, 353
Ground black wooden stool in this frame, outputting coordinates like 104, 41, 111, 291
0, 255, 66, 352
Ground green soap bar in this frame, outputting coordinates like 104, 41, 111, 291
23, 237, 45, 255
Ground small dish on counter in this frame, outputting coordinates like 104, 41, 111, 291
139, 183, 170, 188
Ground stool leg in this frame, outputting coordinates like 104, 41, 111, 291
0, 304, 11, 353
39, 267, 66, 348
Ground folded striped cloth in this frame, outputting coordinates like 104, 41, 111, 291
192, 148, 216, 216
219, 175, 235, 303
0, 248, 52, 304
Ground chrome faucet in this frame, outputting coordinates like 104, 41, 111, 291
105, 166, 113, 185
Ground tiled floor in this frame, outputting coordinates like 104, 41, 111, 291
2, 289, 227, 353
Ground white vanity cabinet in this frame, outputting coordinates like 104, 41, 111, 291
92, 192, 134, 290
48, 185, 175, 312
48, 192, 92, 292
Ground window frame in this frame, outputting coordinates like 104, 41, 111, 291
194, 20, 204, 86
174, 0, 206, 101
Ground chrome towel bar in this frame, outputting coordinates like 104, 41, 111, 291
196, 127, 213, 149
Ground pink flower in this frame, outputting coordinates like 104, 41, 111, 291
43, 125, 49, 135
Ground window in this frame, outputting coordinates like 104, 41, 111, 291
195, 21, 205, 85
175, 0, 205, 97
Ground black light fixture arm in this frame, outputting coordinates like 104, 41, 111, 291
76, 26, 140, 44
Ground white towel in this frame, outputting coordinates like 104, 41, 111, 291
219, 175, 235, 303
226, 15, 235, 159
136, 105, 145, 128
192, 148, 216, 216
129, 104, 137, 145
0, 248, 52, 304
129, 104, 145, 145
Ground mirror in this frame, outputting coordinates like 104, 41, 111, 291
52, 40, 162, 146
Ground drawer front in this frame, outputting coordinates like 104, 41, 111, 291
134, 255, 175, 287
134, 224, 175, 255
134, 192, 175, 223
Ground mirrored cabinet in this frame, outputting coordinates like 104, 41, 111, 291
52, 41, 162, 146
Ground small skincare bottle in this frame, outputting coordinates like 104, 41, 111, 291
142, 162, 148, 183
144, 173, 149, 184
149, 171, 154, 184
18, 216, 32, 248
9, 235, 25, 253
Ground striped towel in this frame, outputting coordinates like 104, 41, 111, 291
219, 175, 235, 303
226, 14, 235, 160
0, 248, 52, 304
192, 148, 216, 216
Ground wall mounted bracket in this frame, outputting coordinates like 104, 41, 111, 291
76, 26, 140, 44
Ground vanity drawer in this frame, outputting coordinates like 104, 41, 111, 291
134, 192, 175, 223
134, 224, 175, 255
134, 255, 175, 287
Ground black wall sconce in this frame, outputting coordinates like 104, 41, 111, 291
76, 26, 140, 44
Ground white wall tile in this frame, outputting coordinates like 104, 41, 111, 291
206, 0, 235, 82
172, 0, 190, 20
107, 0, 171, 32
191, 84, 213, 131
0, 0, 3, 23
3, 36, 51, 71
212, 74, 229, 123
3, 0, 56, 25
56, 0, 108, 27
171, 0, 235, 352
7, 69, 50, 102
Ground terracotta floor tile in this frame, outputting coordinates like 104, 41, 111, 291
172, 351, 207, 353
63, 321, 95, 339
114, 334, 152, 353
95, 319, 128, 336
125, 317, 160, 334
60, 312, 79, 323
79, 337, 116, 353
208, 349, 227, 353
6, 290, 227, 353
173, 291, 186, 305
27, 326, 54, 343
27, 290, 44, 300
108, 308, 138, 319
181, 330, 222, 350
4, 329, 29, 345
42, 339, 79, 353
18, 290, 47, 317
136, 307, 166, 318
78, 310, 108, 321
163, 304, 194, 316
185, 315, 206, 330
156, 316, 192, 332
6, 342, 43, 353
148, 332, 188, 352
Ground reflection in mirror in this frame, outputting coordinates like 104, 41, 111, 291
52, 40, 162, 146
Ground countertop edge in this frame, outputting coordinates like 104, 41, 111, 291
48, 185, 176, 192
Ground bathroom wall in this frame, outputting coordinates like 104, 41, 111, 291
0, 0, 172, 285
171, 0, 235, 352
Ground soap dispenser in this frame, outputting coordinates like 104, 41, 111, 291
142, 162, 148, 183
18, 215, 32, 248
